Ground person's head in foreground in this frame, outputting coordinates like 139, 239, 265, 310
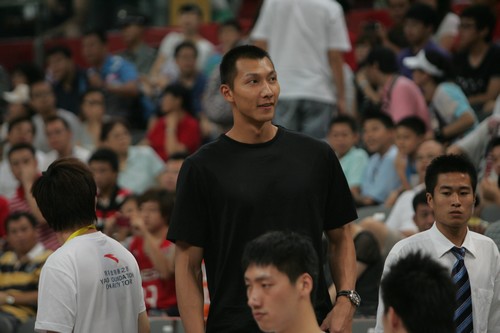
242, 230, 321, 333
32, 157, 97, 232
381, 251, 456, 333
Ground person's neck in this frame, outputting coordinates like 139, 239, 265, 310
378, 143, 392, 156
380, 73, 396, 88
150, 225, 168, 241
468, 41, 489, 63
63, 67, 76, 87
226, 121, 277, 144
421, 80, 437, 103
59, 223, 97, 243
99, 184, 115, 199
57, 145, 73, 158
127, 39, 142, 52
41, 109, 57, 120
436, 222, 468, 247
279, 304, 323, 333
410, 38, 428, 54
183, 31, 199, 40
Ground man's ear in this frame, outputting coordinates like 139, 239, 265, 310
385, 306, 405, 332
220, 84, 234, 103
426, 192, 434, 210
297, 273, 313, 297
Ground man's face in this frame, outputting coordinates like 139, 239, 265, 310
89, 160, 117, 192
47, 53, 71, 82
388, 0, 411, 24
427, 172, 475, 231
6, 216, 38, 256
30, 81, 56, 115
414, 202, 435, 231
179, 12, 201, 35
327, 123, 358, 158
404, 18, 431, 46
363, 119, 393, 154
46, 120, 72, 154
245, 264, 304, 333
121, 24, 143, 46
102, 123, 131, 156
219, 25, 241, 49
457, 18, 483, 51
159, 159, 184, 192
8, 121, 34, 145
175, 47, 197, 76
140, 201, 165, 232
82, 35, 106, 66
415, 140, 444, 181
395, 126, 422, 156
9, 149, 37, 182
221, 57, 280, 126
81, 91, 106, 120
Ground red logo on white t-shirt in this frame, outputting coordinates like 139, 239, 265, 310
104, 254, 119, 263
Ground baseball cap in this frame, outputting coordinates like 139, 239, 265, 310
403, 50, 443, 77
3, 84, 29, 104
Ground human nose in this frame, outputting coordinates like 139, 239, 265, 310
451, 193, 461, 206
261, 81, 273, 98
247, 288, 261, 308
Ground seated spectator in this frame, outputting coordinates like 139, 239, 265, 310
355, 111, 401, 206
397, 3, 448, 78
44, 116, 90, 165
410, 190, 435, 232
88, 148, 132, 238
0, 212, 52, 333
100, 118, 164, 194
404, 49, 477, 144
479, 137, 500, 207
394, 116, 427, 191
358, 47, 430, 128
82, 29, 140, 122
1, 84, 33, 140
454, 5, 499, 119
29, 79, 82, 152
46, 45, 89, 115
144, 84, 201, 161
416, 0, 459, 52
158, 152, 188, 192
7, 143, 59, 251
76, 88, 107, 151
129, 189, 177, 316
382, 0, 410, 54
327, 115, 369, 199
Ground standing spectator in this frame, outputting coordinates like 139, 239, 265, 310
251, 0, 351, 138
82, 29, 140, 121
454, 5, 500, 119
43, 116, 90, 165
32, 158, 149, 333
46, 45, 89, 115
0, 212, 52, 333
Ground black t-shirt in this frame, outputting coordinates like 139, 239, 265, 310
167, 126, 357, 333
454, 44, 500, 97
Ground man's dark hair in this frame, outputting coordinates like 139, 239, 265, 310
161, 83, 194, 115
242, 231, 319, 290
220, 45, 273, 89
46, 45, 72, 59
396, 116, 427, 136
174, 40, 198, 59
88, 148, 120, 173
138, 188, 176, 225
100, 118, 131, 142
460, 5, 496, 42
178, 3, 203, 17
425, 154, 478, 196
83, 28, 108, 44
32, 158, 97, 232
8, 142, 36, 160
405, 3, 437, 28
362, 110, 395, 129
80, 87, 105, 104
45, 115, 71, 131
487, 137, 500, 154
5, 211, 37, 235
412, 190, 428, 211
381, 251, 456, 333
329, 115, 358, 133
364, 46, 399, 74
8, 116, 35, 135
220, 18, 242, 33
29, 79, 53, 97
424, 49, 455, 83
12, 63, 44, 85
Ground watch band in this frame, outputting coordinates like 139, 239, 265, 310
336, 290, 361, 307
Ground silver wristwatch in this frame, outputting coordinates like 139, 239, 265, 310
336, 290, 361, 307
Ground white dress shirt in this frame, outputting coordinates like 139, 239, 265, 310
375, 223, 500, 333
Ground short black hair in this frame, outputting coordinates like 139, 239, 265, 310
83, 28, 107, 44
138, 188, 176, 225
412, 189, 428, 211
487, 137, 500, 154
8, 142, 36, 160
425, 154, 477, 196
5, 211, 38, 235
362, 110, 395, 129
329, 115, 358, 133
46, 45, 72, 59
161, 83, 194, 114
174, 40, 198, 59
178, 3, 203, 17
45, 115, 71, 131
80, 87, 105, 104
12, 63, 44, 85
460, 5, 497, 42
8, 116, 35, 135
220, 45, 273, 89
32, 158, 97, 232
424, 49, 455, 83
396, 116, 427, 136
88, 148, 120, 173
364, 46, 399, 74
242, 231, 319, 293
220, 18, 242, 33
405, 3, 437, 28
381, 251, 456, 333
100, 117, 131, 142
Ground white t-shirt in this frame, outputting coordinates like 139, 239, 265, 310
251, 0, 351, 103
384, 183, 425, 233
35, 232, 146, 333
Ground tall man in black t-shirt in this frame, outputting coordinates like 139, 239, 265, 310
167, 45, 358, 333
454, 5, 500, 119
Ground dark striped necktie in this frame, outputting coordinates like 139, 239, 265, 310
451, 247, 473, 333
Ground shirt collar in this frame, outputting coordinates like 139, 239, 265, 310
429, 223, 477, 259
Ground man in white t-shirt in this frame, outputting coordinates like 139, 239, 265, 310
251, 0, 351, 139
32, 158, 149, 333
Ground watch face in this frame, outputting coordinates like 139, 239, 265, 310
351, 291, 361, 306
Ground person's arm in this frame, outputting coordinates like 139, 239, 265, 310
468, 77, 500, 106
165, 113, 188, 157
321, 224, 357, 333
105, 81, 139, 98
440, 112, 475, 140
21, 164, 46, 224
0, 291, 37, 305
328, 49, 346, 114
175, 241, 205, 333
138, 310, 150, 333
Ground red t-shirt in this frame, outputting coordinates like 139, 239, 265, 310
129, 236, 177, 311
147, 114, 201, 161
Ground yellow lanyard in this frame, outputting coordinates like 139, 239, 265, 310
65, 224, 96, 244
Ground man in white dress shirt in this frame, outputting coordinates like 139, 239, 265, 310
375, 154, 500, 332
